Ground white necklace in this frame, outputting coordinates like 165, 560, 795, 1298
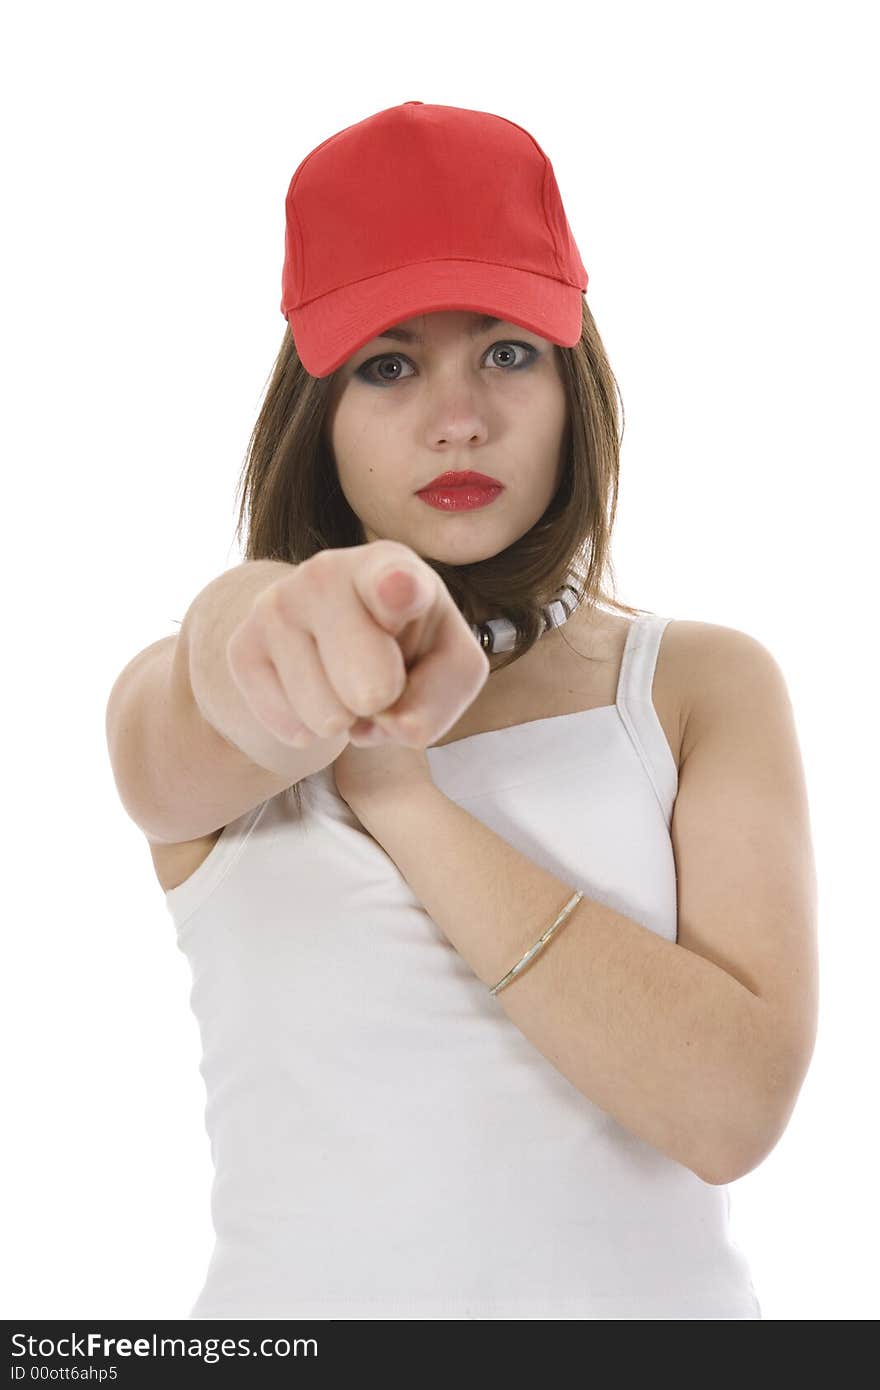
470, 583, 581, 654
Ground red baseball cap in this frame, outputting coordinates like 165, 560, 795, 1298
280, 101, 589, 379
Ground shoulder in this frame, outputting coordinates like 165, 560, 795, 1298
659, 619, 793, 764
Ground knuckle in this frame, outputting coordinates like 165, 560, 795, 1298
302, 548, 338, 589
253, 580, 287, 626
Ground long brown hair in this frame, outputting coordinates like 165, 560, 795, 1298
230, 296, 653, 811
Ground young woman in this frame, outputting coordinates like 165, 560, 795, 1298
106, 102, 818, 1320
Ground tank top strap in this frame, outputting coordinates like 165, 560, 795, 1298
614, 613, 679, 826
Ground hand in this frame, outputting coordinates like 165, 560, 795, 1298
224, 539, 490, 752
333, 732, 435, 816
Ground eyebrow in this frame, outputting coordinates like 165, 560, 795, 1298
376, 314, 505, 344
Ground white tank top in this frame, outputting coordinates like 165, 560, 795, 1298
165, 611, 762, 1319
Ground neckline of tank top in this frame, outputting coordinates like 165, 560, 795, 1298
425, 698, 624, 757
430, 610, 654, 753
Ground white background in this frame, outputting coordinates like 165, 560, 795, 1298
3, 0, 877, 1321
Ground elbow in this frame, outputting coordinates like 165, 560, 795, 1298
698, 1055, 808, 1187
694, 1124, 769, 1187
698, 1151, 759, 1188
700, 1133, 779, 1188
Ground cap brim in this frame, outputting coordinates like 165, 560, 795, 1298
285, 259, 587, 378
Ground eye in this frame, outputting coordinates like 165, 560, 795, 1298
355, 340, 538, 386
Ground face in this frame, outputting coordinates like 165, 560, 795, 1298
324, 310, 568, 574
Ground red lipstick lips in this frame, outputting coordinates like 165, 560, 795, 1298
416, 470, 505, 513
418, 470, 503, 490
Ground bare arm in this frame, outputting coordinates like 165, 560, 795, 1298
346, 625, 818, 1186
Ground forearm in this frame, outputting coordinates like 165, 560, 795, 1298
356, 787, 773, 1185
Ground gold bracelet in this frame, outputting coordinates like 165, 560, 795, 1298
488, 890, 584, 996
